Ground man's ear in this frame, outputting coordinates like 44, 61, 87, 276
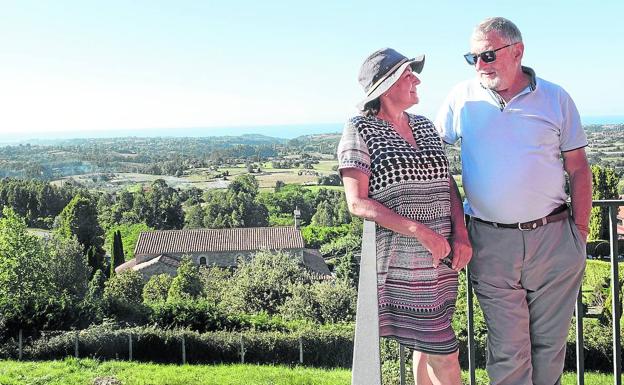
515, 42, 525, 61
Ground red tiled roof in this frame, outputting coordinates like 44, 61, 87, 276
134, 227, 305, 256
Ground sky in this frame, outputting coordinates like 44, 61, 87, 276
1, 0, 623, 139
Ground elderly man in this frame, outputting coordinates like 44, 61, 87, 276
435, 17, 592, 385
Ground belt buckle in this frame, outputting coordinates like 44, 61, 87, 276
518, 221, 538, 231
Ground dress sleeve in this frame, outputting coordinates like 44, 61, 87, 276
337, 118, 371, 176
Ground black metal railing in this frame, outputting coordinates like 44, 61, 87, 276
463, 200, 623, 385
394, 199, 623, 385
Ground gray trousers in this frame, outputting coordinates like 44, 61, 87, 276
468, 216, 586, 385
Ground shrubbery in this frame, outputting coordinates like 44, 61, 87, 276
21, 324, 355, 367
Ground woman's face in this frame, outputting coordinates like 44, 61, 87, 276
383, 67, 421, 108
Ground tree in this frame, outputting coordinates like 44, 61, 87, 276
145, 179, 184, 230
184, 205, 205, 229
274, 180, 285, 192
81, 270, 107, 326
168, 257, 203, 301
43, 234, 92, 330
313, 280, 357, 323
203, 175, 268, 228
257, 184, 316, 225
199, 266, 231, 306
279, 280, 356, 324
110, 230, 125, 276
0, 208, 51, 332
335, 251, 360, 287
224, 250, 310, 315
311, 200, 335, 226
103, 270, 146, 323
589, 165, 620, 240
56, 193, 105, 255
143, 274, 173, 305
46, 234, 91, 303
105, 223, 153, 261
317, 174, 342, 186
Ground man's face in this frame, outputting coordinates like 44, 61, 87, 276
469, 31, 523, 92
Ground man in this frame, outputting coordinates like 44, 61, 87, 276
435, 17, 592, 385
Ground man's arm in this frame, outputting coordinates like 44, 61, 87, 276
563, 148, 592, 241
449, 176, 472, 271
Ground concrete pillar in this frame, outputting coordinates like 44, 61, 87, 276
351, 220, 381, 385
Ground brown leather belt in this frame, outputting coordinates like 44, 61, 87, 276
472, 204, 570, 231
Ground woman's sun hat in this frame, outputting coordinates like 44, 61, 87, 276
356, 47, 424, 110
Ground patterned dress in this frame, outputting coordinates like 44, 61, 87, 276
337, 113, 459, 354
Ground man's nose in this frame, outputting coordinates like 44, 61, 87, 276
475, 56, 488, 70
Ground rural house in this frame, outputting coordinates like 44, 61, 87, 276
115, 226, 331, 279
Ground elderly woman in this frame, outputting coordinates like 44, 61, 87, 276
338, 48, 472, 385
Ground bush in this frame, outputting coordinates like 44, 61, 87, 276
280, 280, 356, 324
301, 225, 350, 248
168, 257, 202, 301
148, 299, 225, 332
142, 274, 173, 305
103, 270, 147, 324
223, 250, 311, 315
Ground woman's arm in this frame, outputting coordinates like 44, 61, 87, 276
342, 168, 451, 265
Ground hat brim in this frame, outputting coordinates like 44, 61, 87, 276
356, 54, 425, 111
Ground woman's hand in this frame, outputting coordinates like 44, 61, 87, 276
450, 235, 472, 271
416, 227, 451, 267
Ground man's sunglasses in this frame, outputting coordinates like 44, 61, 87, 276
463, 42, 519, 65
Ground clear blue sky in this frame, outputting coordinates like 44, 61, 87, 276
1, 0, 623, 136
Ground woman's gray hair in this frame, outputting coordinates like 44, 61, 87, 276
472, 17, 523, 44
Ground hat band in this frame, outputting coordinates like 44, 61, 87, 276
366, 58, 409, 97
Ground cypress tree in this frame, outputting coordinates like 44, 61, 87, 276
111, 230, 125, 276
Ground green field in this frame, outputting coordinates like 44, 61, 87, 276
49, 160, 341, 193
0, 359, 619, 385
0, 359, 349, 385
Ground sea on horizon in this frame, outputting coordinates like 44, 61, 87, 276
1, 115, 623, 144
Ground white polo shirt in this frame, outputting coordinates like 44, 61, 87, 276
435, 67, 587, 223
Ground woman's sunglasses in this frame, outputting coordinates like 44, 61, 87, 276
463, 42, 519, 65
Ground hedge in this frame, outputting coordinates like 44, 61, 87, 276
20, 325, 354, 368
10, 321, 624, 372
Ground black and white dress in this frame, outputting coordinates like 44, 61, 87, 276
337, 113, 458, 354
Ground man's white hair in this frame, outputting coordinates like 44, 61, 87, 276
472, 17, 523, 44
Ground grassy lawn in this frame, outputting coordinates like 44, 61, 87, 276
468, 369, 621, 385
0, 359, 619, 385
0, 359, 350, 385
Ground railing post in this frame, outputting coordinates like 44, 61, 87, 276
609, 205, 621, 385
128, 333, 133, 361
240, 335, 245, 364
181, 335, 186, 365
299, 336, 303, 364
74, 331, 79, 358
18, 329, 22, 361
399, 344, 406, 385
351, 220, 381, 385
576, 288, 584, 385
466, 268, 477, 385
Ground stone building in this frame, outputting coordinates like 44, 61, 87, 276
115, 226, 330, 279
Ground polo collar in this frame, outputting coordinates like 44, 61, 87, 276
522, 66, 537, 91
480, 65, 538, 110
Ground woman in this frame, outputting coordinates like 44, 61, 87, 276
338, 48, 472, 385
